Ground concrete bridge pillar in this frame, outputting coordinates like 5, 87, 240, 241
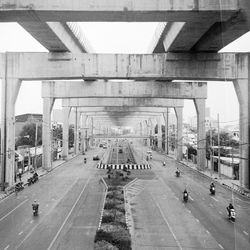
81, 113, 87, 153
42, 97, 55, 171
234, 54, 250, 188
174, 107, 183, 161
1, 76, 21, 189
62, 107, 71, 160
157, 115, 162, 150
148, 118, 153, 147
163, 110, 169, 155
90, 117, 94, 147
74, 108, 80, 155
194, 99, 206, 171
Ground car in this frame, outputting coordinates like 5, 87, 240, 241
99, 144, 103, 147
118, 149, 123, 153
103, 145, 107, 149
93, 155, 100, 161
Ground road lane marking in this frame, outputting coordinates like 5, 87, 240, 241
209, 203, 214, 207
0, 199, 28, 223
187, 210, 191, 213
18, 231, 23, 235
243, 231, 248, 236
196, 219, 199, 222
155, 202, 183, 250
218, 243, 224, 249
211, 197, 219, 202
219, 211, 223, 214
202, 198, 205, 201
206, 230, 210, 234
189, 196, 194, 201
16, 178, 80, 249
30, 220, 33, 224
4, 245, 9, 250
47, 176, 91, 250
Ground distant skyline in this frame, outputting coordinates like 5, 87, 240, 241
0, 22, 248, 125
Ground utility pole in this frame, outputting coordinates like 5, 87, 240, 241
210, 122, 213, 175
217, 114, 221, 177
34, 122, 38, 172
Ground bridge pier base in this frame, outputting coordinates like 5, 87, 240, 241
194, 99, 206, 171
62, 107, 71, 160
42, 97, 55, 171
234, 54, 250, 188
1, 75, 21, 189
175, 107, 183, 161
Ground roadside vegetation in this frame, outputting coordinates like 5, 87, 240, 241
94, 168, 133, 250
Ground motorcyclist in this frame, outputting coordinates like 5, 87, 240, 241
210, 182, 215, 193
227, 203, 234, 217
163, 161, 166, 167
183, 188, 188, 201
32, 200, 39, 215
176, 168, 180, 176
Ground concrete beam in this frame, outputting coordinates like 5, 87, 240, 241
85, 112, 159, 117
78, 107, 175, 113
62, 98, 184, 108
42, 80, 207, 99
19, 22, 93, 52
0, 1, 238, 22
0, 52, 236, 81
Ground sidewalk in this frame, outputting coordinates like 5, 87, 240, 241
0, 153, 77, 201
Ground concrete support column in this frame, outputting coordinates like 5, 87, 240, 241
42, 97, 55, 171
62, 107, 71, 160
1, 76, 21, 189
81, 113, 87, 153
74, 108, 80, 155
90, 117, 94, 147
163, 110, 169, 154
148, 119, 153, 147
174, 107, 183, 161
234, 54, 250, 188
157, 116, 162, 150
194, 99, 206, 171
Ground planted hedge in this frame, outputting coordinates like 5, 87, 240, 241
94, 171, 132, 250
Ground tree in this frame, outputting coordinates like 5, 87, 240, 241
15, 123, 42, 147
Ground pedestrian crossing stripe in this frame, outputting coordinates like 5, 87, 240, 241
97, 164, 151, 170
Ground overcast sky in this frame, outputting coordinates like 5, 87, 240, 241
0, 22, 249, 126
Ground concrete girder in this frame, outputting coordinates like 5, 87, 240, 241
62, 98, 184, 108
151, 21, 216, 53
19, 22, 93, 52
42, 80, 207, 99
78, 107, 175, 113
192, 0, 250, 52
0, 52, 236, 81
0, 1, 238, 22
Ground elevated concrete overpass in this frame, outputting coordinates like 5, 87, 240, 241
0, 0, 250, 189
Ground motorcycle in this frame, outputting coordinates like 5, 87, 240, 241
163, 162, 166, 167
15, 182, 24, 192
183, 192, 188, 202
176, 171, 180, 177
32, 204, 39, 216
227, 208, 236, 222
210, 186, 215, 195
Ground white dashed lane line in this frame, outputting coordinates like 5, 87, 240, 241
243, 231, 249, 236
4, 245, 9, 250
211, 197, 219, 202
218, 243, 224, 249
18, 231, 23, 235
189, 196, 194, 201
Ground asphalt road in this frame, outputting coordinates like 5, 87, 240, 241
0, 149, 106, 250
108, 140, 135, 164
130, 142, 250, 250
